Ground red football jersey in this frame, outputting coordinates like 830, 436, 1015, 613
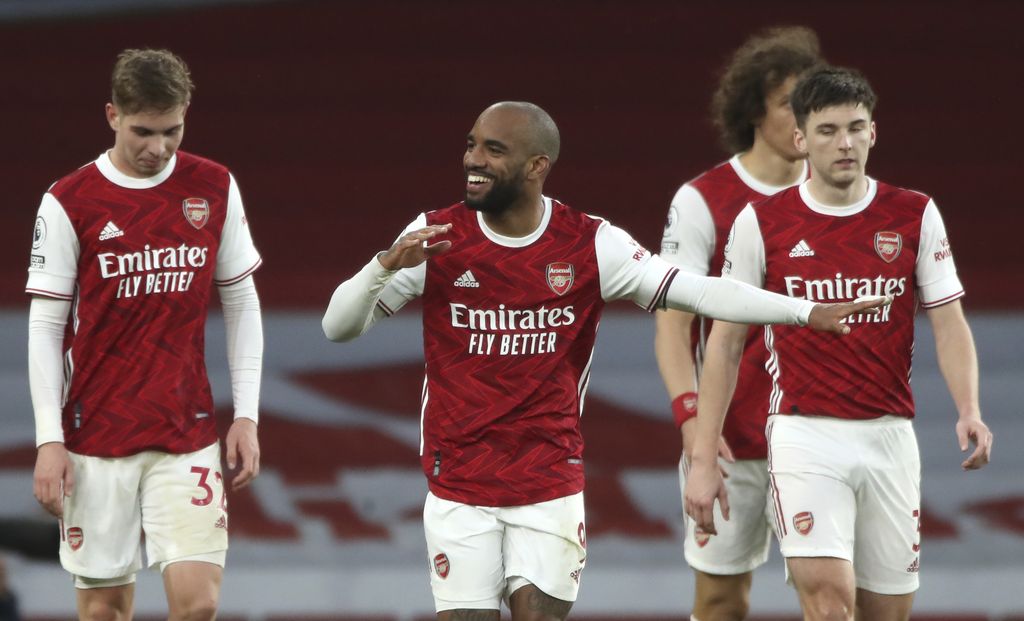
728, 179, 964, 420
663, 157, 806, 458
26, 151, 261, 456
373, 198, 676, 506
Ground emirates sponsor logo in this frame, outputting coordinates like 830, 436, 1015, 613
875, 231, 902, 263
793, 511, 814, 536
546, 262, 575, 296
784, 273, 907, 302
433, 553, 450, 579
449, 303, 575, 331
98, 244, 209, 279
183, 198, 210, 229
67, 526, 84, 551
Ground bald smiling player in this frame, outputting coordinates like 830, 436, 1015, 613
322, 101, 884, 621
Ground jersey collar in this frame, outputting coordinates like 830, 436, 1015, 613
95, 151, 177, 189
729, 154, 808, 196
476, 196, 553, 248
798, 177, 878, 217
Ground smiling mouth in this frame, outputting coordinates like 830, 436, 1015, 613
467, 173, 492, 187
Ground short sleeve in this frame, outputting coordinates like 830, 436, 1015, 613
660, 184, 715, 275
214, 173, 263, 285
596, 221, 678, 310
720, 205, 766, 287
916, 199, 964, 308
26, 193, 79, 300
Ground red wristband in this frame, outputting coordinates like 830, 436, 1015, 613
671, 391, 699, 428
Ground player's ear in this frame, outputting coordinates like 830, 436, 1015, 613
526, 154, 550, 180
793, 127, 808, 154
869, 121, 877, 147
105, 103, 120, 131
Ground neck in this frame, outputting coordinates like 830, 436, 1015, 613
738, 143, 805, 187
806, 174, 869, 207
480, 192, 545, 237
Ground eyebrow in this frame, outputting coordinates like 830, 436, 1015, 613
130, 124, 183, 133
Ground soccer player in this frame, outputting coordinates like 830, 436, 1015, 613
684, 67, 994, 621
655, 26, 822, 621
27, 49, 264, 621
322, 101, 884, 621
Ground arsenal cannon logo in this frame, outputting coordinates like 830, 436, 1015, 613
183, 198, 210, 230
874, 231, 902, 263
546, 262, 575, 296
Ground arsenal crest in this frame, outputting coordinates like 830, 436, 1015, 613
546, 262, 575, 296
433, 553, 450, 579
183, 198, 210, 230
694, 527, 712, 548
874, 231, 902, 263
793, 511, 814, 536
67, 526, 84, 551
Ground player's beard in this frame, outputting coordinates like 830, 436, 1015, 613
465, 171, 526, 215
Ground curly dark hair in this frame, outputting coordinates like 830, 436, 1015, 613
111, 48, 194, 114
791, 66, 877, 129
711, 26, 823, 154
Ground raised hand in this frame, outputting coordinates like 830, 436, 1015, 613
378, 224, 452, 271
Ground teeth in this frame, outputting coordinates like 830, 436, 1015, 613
468, 174, 491, 184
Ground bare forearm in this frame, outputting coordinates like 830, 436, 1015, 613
691, 322, 745, 464
934, 315, 981, 419
654, 309, 697, 398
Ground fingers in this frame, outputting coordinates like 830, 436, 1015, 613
64, 460, 75, 497
718, 487, 731, 522
423, 240, 452, 257
961, 428, 993, 470
956, 425, 969, 451
226, 435, 239, 471
718, 438, 736, 463
232, 442, 261, 491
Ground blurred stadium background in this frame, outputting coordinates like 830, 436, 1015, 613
0, 1, 1021, 619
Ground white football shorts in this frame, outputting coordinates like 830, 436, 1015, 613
679, 456, 774, 574
767, 414, 921, 595
423, 491, 587, 612
61, 442, 229, 583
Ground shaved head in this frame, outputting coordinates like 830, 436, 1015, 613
480, 101, 561, 165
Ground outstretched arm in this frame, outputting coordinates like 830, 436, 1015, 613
322, 222, 450, 342
927, 300, 992, 470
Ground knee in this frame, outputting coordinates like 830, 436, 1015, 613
80, 601, 129, 621
700, 590, 750, 621
802, 591, 854, 621
169, 596, 219, 621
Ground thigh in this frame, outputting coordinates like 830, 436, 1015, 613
853, 424, 920, 596
140, 443, 228, 568
63, 452, 144, 579
424, 493, 505, 612
681, 458, 773, 574
501, 492, 586, 605
768, 417, 856, 563
76, 583, 135, 621
855, 588, 914, 621
509, 583, 573, 621
788, 556, 856, 616
163, 560, 223, 615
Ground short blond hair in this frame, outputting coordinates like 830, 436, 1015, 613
111, 48, 194, 114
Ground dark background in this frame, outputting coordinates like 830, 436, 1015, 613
2, 0, 1021, 308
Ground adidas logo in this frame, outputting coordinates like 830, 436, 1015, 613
98, 221, 125, 241
214, 515, 227, 530
788, 239, 815, 258
906, 557, 919, 573
453, 270, 480, 288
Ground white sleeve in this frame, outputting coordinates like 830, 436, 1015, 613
26, 193, 78, 300
660, 183, 715, 275
322, 214, 427, 341
916, 199, 964, 308
720, 205, 766, 287
597, 220, 679, 308
28, 296, 70, 446
219, 276, 263, 422
659, 205, 813, 325
214, 173, 262, 285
